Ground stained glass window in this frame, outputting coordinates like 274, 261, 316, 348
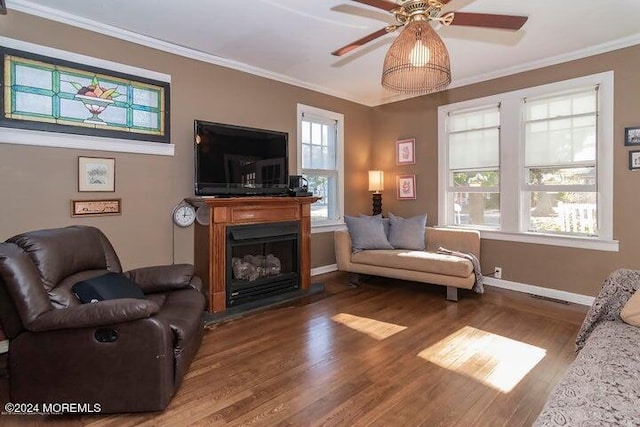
1, 47, 170, 143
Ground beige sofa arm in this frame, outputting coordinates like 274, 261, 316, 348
334, 229, 353, 271
426, 227, 480, 258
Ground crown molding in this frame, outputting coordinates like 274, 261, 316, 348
8, 0, 368, 106
370, 32, 640, 107
447, 33, 640, 93
9, 0, 640, 108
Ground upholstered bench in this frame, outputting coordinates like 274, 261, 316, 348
335, 224, 481, 301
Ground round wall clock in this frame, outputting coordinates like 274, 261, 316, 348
172, 202, 196, 227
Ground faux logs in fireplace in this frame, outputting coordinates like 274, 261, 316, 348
226, 221, 300, 307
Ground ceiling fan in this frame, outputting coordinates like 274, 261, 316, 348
332, 0, 528, 57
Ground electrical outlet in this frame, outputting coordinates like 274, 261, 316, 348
494, 267, 502, 279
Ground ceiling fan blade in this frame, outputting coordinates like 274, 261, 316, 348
332, 26, 396, 56
0, 0, 6, 15
350, 0, 398, 12
449, 12, 528, 30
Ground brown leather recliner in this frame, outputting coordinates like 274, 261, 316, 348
0, 225, 206, 413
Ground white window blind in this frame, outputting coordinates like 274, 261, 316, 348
449, 106, 500, 170
525, 89, 597, 167
524, 87, 598, 236
446, 105, 501, 229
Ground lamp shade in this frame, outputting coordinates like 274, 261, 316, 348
381, 20, 451, 94
368, 170, 384, 192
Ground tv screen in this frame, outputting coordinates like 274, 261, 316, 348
194, 120, 289, 196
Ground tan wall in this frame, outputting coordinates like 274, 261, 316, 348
3, 11, 638, 292
372, 44, 640, 297
0, 12, 372, 270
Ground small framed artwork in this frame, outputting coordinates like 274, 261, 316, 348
78, 156, 115, 192
629, 151, 640, 170
71, 199, 122, 217
625, 126, 640, 146
397, 174, 416, 200
396, 138, 416, 165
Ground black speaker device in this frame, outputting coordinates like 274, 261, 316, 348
288, 175, 313, 197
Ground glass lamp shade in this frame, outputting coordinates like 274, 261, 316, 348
368, 170, 384, 192
381, 20, 451, 94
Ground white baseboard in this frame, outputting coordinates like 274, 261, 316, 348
484, 277, 595, 306
307, 265, 595, 306
0, 340, 8, 354
311, 264, 338, 276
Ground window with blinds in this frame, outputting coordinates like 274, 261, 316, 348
524, 87, 598, 236
446, 105, 501, 228
438, 72, 614, 249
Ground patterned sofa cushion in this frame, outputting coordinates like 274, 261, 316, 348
533, 321, 640, 426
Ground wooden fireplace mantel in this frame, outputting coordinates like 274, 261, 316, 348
192, 196, 319, 312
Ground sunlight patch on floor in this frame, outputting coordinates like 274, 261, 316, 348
330, 313, 407, 340
417, 326, 546, 392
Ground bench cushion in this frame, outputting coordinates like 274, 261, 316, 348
351, 249, 473, 278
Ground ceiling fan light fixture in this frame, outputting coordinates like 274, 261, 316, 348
381, 20, 451, 94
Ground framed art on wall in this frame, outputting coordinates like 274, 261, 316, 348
78, 156, 115, 192
396, 138, 416, 165
629, 150, 640, 170
625, 126, 640, 146
71, 199, 121, 217
397, 174, 416, 200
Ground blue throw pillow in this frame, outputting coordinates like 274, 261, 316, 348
359, 213, 390, 237
388, 212, 427, 250
345, 215, 393, 252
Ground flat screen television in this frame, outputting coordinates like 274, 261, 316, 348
194, 120, 289, 196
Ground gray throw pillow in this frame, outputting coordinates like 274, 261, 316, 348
359, 213, 390, 237
345, 215, 393, 253
388, 212, 427, 250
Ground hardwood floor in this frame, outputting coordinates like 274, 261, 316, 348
2, 272, 588, 426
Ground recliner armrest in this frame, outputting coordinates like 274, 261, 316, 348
27, 298, 160, 332
125, 264, 195, 294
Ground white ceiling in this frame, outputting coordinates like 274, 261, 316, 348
9, 0, 640, 106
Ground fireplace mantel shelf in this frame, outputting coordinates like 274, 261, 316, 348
192, 196, 320, 312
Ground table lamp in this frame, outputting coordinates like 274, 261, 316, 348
368, 170, 384, 216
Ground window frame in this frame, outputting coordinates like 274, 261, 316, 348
438, 72, 617, 252
446, 104, 501, 230
296, 103, 345, 233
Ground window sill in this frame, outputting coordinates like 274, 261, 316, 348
0, 127, 175, 156
311, 220, 345, 234
478, 229, 619, 252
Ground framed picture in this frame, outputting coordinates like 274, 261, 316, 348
629, 151, 640, 170
71, 199, 121, 217
396, 138, 416, 165
625, 126, 640, 146
397, 174, 416, 200
78, 157, 115, 192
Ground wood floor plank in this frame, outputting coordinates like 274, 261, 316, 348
0, 272, 588, 426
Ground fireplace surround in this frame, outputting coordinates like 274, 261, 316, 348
193, 196, 318, 312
